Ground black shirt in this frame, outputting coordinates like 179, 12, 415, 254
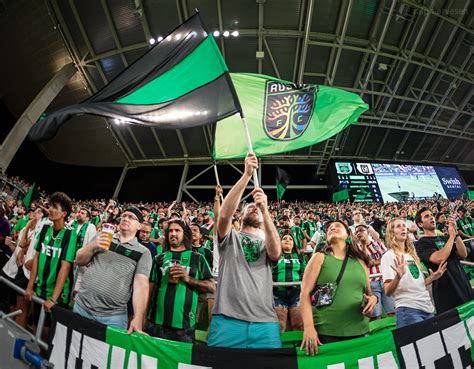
415, 235, 472, 313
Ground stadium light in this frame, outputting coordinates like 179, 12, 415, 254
149, 38, 155, 45
157, 36, 163, 42
223, 31, 230, 37
213, 30, 220, 37
231, 30, 239, 37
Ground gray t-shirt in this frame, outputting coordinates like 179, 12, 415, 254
75, 233, 152, 316
212, 229, 278, 323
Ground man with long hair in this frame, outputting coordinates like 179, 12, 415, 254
147, 219, 214, 343
208, 152, 282, 349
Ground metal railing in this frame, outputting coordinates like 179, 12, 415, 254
0, 276, 48, 350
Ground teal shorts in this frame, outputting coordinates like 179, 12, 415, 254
208, 314, 282, 349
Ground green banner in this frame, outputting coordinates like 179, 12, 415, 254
49, 301, 474, 369
214, 73, 368, 159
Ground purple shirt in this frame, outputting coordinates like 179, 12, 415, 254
0, 216, 11, 255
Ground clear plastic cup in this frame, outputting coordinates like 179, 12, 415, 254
168, 259, 181, 284
101, 223, 115, 250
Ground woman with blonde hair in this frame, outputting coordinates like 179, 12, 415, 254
381, 218, 447, 328
300, 220, 377, 355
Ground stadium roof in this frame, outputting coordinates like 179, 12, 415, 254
1, 0, 473, 174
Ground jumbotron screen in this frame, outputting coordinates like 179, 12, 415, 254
332, 161, 467, 203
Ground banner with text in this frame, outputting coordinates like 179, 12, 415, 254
48, 301, 473, 369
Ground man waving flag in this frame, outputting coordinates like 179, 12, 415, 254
29, 13, 241, 143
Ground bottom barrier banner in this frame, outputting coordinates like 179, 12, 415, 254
48, 301, 473, 369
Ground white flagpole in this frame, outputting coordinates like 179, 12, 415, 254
240, 114, 260, 188
213, 162, 224, 202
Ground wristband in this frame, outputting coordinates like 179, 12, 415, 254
49, 298, 57, 305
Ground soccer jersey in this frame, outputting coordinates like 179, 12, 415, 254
303, 220, 319, 238
272, 252, 306, 291
34, 224, 77, 304
148, 249, 213, 329
456, 217, 474, 237
290, 226, 305, 251
192, 243, 213, 270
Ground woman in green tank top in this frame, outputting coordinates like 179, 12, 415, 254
300, 220, 378, 355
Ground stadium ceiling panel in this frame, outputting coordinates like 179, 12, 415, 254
0, 0, 473, 171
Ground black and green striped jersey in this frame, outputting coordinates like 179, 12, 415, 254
272, 252, 306, 291
92, 216, 100, 226
456, 217, 474, 237
192, 244, 213, 270
34, 224, 77, 304
148, 249, 213, 329
151, 227, 164, 239
303, 220, 319, 238
290, 226, 305, 251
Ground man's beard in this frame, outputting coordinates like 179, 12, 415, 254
242, 214, 260, 228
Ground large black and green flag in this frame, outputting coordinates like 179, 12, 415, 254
48, 301, 474, 368
213, 73, 368, 159
276, 166, 291, 200
28, 13, 241, 143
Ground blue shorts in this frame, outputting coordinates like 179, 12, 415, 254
370, 280, 395, 317
73, 303, 128, 330
208, 315, 282, 349
273, 287, 300, 309
396, 306, 434, 328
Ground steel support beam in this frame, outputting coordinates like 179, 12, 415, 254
263, 38, 281, 78
376, 2, 434, 126
374, 129, 391, 158
48, 0, 133, 165
257, 0, 264, 74
112, 164, 129, 200
292, 0, 307, 82
176, 162, 189, 202
360, 0, 396, 94
297, 0, 314, 84
0, 63, 76, 172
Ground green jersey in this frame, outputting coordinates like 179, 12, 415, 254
290, 226, 305, 251
192, 244, 213, 270
148, 249, 213, 329
34, 224, 77, 304
13, 216, 28, 233
272, 252, 306, 291
303, 220, 319, 238
456, 217, 474, 237
151, 227, 164, 239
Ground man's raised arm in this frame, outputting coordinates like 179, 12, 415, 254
217, 153, 258, 240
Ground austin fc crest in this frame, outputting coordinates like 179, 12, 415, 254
263, 81, 317, 141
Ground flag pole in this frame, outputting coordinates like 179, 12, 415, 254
213, 162, 224, 202
240, 113, 260, 188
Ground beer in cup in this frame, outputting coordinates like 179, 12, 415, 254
101, 223, 115, 250
168, 259, 181, 284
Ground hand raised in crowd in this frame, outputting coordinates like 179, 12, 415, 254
447, 215, 457, 238
5, 236, 15, 249
429, 260, 448, 282
391, 255, 407, 279
215, 185, 223, 196
252, 187, 268, 212
169, 265, 190, 283
362, 294, 377, 317
300, 326, 323, 355
244, 152, 258, 177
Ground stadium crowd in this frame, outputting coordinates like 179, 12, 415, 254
0, 156, 473, 353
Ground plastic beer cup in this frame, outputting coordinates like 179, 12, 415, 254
168, 260, 180, 284
101, 223, 115, 250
